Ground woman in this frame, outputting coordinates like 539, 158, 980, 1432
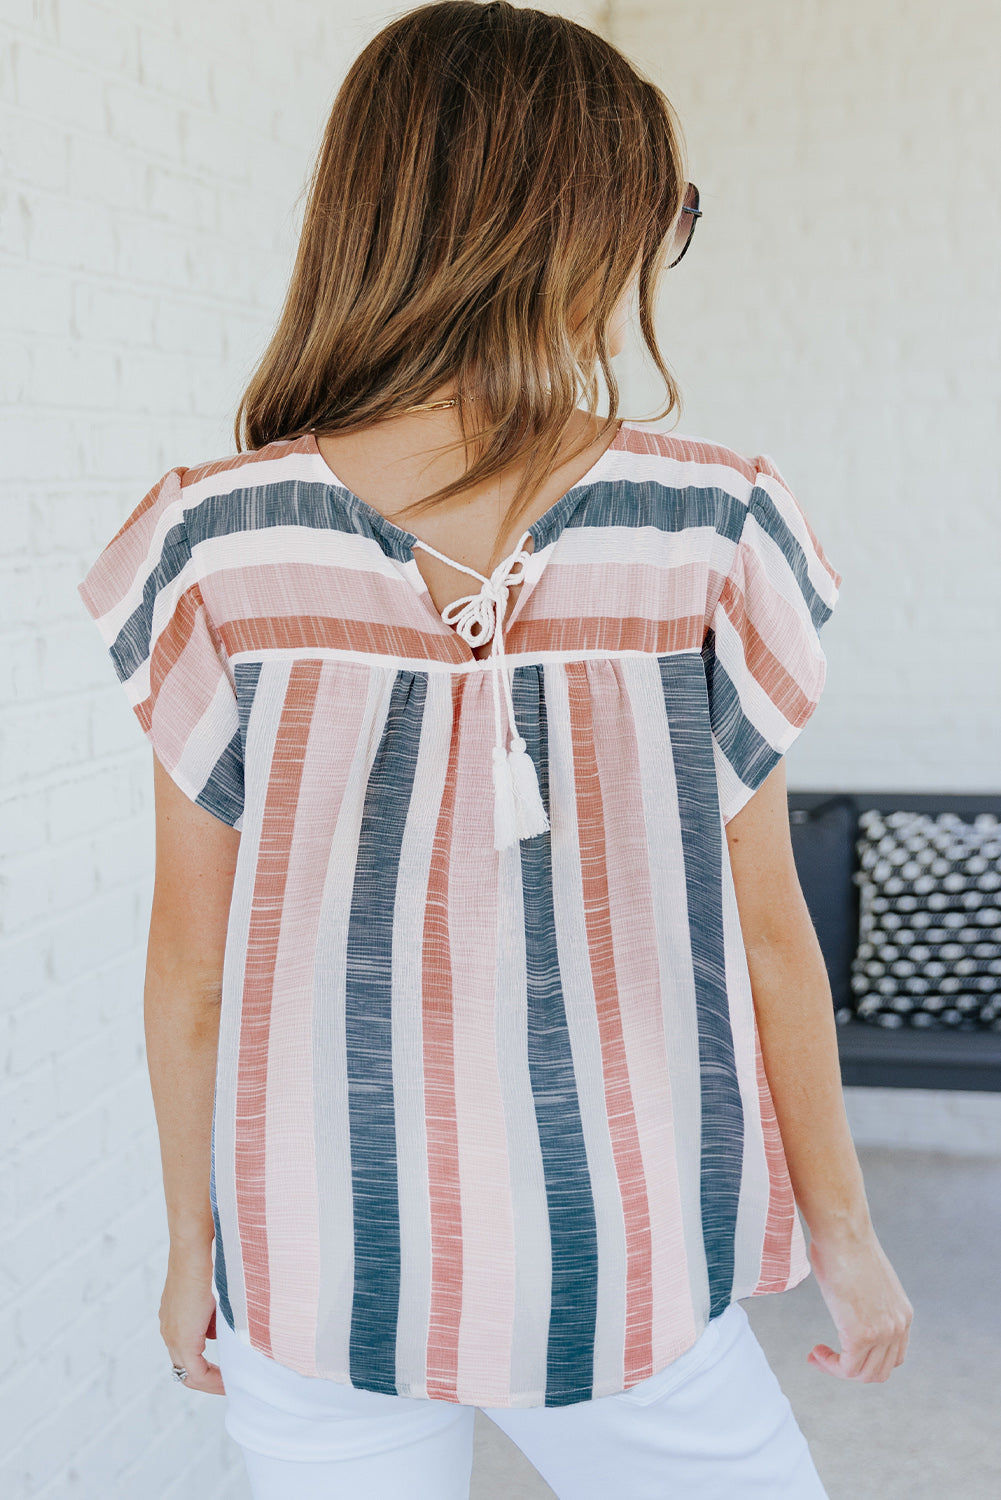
79, 3, 912, 1496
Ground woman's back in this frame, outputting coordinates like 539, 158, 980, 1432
78, 416, 841, 1407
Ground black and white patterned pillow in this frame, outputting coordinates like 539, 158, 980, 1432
850, 810, 1001, 1030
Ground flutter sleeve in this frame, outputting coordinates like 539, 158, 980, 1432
78, 466, 245, 828
703, 454, 843, 825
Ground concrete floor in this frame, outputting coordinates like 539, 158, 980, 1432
470, 1146, 1001, 1500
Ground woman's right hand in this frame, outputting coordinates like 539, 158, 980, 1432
806, 1224, 913, 1383
158, 1239, 225, 1395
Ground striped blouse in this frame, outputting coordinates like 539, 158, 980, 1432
78, 421, 842, 1408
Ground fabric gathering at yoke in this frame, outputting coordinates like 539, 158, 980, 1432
78, 421, 842, 1408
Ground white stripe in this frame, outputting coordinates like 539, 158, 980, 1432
553, 522, 721, 571
719, 846, 772, 1296
751, 468, 840, 607
192, 525, 404, 583
601, 436, 761, 498
711, 602, 817, 754
226, 644, 703, 673
96, 505, 194, 649
494, 838, 552, 1405
171, 671, 240, 800
625, 656, 710, 1330
742, 507, 833, 642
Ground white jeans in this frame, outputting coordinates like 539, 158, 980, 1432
212, 1287, 829, 1499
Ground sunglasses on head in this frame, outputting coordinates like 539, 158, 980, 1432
666, 182, 702, 268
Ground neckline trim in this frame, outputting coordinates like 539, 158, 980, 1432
303, 418, 629, 562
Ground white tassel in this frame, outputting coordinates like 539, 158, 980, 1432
492, 744, 521, 851
506, 735, 551, 840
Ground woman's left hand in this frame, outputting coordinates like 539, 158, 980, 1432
806, 1224, 913, 1383
159, 1239, 225, 1395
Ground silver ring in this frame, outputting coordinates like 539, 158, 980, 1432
171, 1364, 189, 1382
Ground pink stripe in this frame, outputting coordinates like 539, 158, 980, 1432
448, 677, 514, 1404
422, 676, 464, 1400
78, 469, 184, 619
264, 666, 360, 1371
521, 557, 710, 625
566, 662, 654, 1385
620, 424, 757, 482
589, 660, 695, 1372
751, 1015, 798, 1292
236, 661, 321, 1354
146, 590, 225, 771
719, 546, 824, 727
80, 440, 303, 620
739, 533, 826, 689
206, 560, 443, 636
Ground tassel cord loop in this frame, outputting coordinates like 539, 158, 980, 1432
412, 530, 550, 850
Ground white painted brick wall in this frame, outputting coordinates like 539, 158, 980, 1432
0, 2, 410, 1495
611, 0, 1001, 1151
1, 2, 997, 1497
614, 0, 1001, 793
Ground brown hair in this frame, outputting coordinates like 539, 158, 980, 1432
233, 0, 689, 534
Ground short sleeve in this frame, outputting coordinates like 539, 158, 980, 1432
78, 466, 245, 829
703, 455, 843, 824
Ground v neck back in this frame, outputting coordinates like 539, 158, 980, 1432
304, 418, 628, 563
305, 420, 628, 659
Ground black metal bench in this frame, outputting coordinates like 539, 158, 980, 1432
787, 790, 1001, 1093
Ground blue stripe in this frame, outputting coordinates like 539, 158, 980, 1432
195, 729, 245, 828
746, 484, 834, 631
189, 659, 262, 830
515, 664, 599, 1406
700, 637, 781, 802
660, 653, 743, 1317
234, 659, 263, 749
110, 518, 189, 683
186, 474, 749, 560
210, 661, 262, 1326
185, 478, 415, 559
110, 479, 404, 680
209, 1086, 233, 1330
540, 476, 747, 553
345, 671, 427, 1393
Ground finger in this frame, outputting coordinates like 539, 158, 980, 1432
169, 1345, 226, 1396
807, 1343, 843, 1376
852, 1341, 891, 1382
804, 1350, 840, 1374
877, 1332, 909, 1382
809, 1340, 871, 1380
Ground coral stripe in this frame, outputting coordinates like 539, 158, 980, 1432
751, 1014, 798, 1292
422, 675, 465, 1400
236, 661, 321, 1352
717, 568, 820, 727
566, 662, 654, 1383
221, 614, 467, 663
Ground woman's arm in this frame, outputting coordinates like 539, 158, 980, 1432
146, 752, 241, 1395
725, 760, 913, 1383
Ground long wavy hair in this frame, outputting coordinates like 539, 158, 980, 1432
233, 0, 689, 534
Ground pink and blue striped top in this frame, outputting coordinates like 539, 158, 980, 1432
79, 421, 842, 1408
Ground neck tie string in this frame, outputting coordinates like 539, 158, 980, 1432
411, 531, 551, 850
